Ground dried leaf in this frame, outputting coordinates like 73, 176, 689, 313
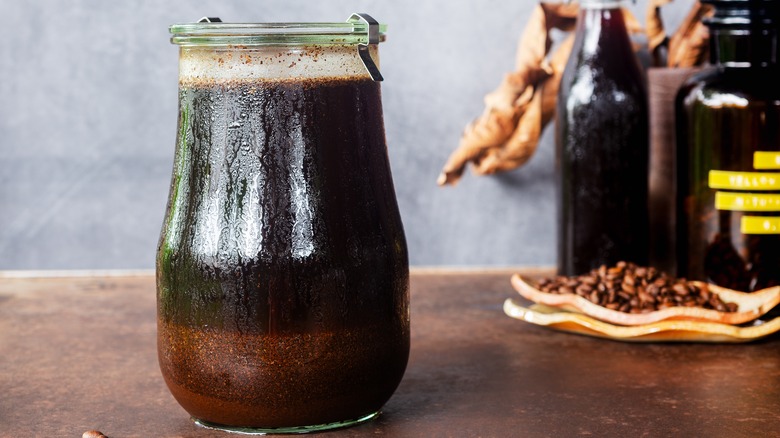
537, 3, 579, 42
622, 9, 644, 35
482, 70, 548, 118
483, 5, 560, 114
438, 1, 705, 186
436, 107, 521, 187
647, 0, 673, 55
668, 1, 713, 67
473, 85, 545, 175
473, 36, 574, 175
437, 3, 577, 186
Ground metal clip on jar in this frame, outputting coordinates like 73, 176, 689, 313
157, 14, 409, 434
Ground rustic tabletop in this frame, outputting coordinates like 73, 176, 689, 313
1, 269, 779, 437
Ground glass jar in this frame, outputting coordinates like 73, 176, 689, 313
156, 16, 410, 434
675, 0, 780, 292
555, 0, 649, 275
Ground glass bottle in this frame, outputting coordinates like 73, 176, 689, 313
157, 16, 409, 434
555, 0, 649, 276
675, 0, 780, 292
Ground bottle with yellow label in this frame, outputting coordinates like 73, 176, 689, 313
676, 0, 780, 291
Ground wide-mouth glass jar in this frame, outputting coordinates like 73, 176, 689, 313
675, 1, 780, 293
157, 16, 409, 435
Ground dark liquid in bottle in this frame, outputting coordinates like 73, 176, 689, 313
555, 7, 649, 275
157, 77, 409, 428
676, 68, 780, 291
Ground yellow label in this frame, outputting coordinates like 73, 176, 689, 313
709, 170, 780, 191
754, 151, 780, 169
711, 156, 780, 234
715, 192, 780, 211
741, 216, 780, 234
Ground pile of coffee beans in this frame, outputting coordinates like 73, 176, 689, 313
536, 262, 738, 314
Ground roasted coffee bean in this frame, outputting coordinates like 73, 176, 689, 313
534, 262, 739, 314
649, 268, 658, 279
559, 286, 574, 295
672, 284, 689, 296
647, 284, 660, 296
576, 285, 592, 296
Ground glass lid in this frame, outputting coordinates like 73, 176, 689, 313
170, 19, 387, 46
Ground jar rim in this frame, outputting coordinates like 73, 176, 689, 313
170, 22, 388, 46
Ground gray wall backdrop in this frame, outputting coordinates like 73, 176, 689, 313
0, 0, 693, 270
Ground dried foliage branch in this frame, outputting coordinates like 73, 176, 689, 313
436, 3, 578, 186
439, 0, 712, 187
471, 35, 574, 176
647, 0, 673, 65
667, 1, 713, 67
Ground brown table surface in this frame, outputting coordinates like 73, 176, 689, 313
1, 269, 779, 437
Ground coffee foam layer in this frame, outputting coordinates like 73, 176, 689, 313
178, 44, 377, 86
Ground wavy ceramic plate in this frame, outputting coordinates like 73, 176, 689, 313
503, 299, 780, 343
511, 274, 780, 326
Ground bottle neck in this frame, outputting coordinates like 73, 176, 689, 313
709, 27, 780, 67
573, 2, 632, 56
705, 0, 780, 68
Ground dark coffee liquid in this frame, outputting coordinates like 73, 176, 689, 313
555, 6, 649, 276
157, 77, 409, 428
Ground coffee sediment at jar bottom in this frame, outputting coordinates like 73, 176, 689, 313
159, 313, 407, 428
675, 0, 780, 293
157, 39, 409, 429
